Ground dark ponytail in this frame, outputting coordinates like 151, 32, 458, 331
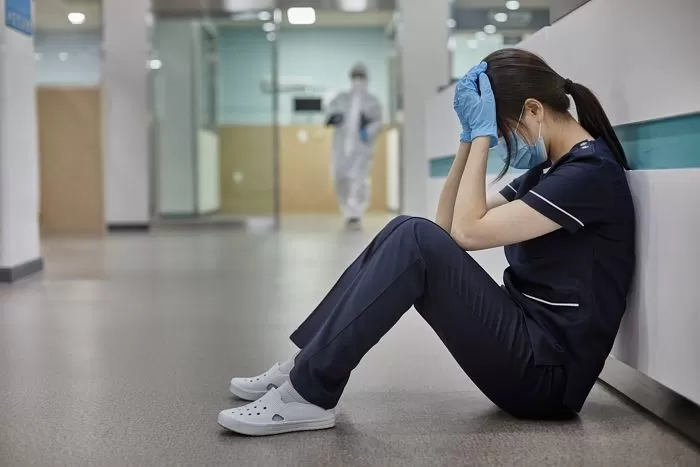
483, 48, 630, 176
567, 80, 630, 170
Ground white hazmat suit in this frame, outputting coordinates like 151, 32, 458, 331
326, 64, 383, 224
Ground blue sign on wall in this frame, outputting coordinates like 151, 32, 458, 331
5, 0, 32, 36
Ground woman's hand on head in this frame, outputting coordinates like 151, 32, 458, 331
453, 62, 498, 148
453, 62, 485, 143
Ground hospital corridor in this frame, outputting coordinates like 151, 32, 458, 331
0, 217, 696, 465
2, 0, 700, 465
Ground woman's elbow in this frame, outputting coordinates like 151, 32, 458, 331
450, 227, 482, 251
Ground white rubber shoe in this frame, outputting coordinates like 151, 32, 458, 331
229, 362, 290, 401
218, 385, 336, 436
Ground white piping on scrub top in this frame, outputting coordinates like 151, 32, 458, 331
529, 190, 584, 228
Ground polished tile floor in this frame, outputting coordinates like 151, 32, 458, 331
1, 215, 698, 466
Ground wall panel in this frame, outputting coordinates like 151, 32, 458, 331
219, 125, 388, 215
38, 88, 104, 235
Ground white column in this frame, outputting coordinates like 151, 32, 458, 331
0, 0, 42, 281
398, 0, 450, 216
102, 0, 151, 227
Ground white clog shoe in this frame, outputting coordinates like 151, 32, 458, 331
218, 385, 336, 436
229, 362, 290, 401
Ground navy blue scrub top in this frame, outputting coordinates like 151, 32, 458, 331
499, 138, 636, 412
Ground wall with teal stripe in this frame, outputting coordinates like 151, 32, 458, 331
430, 113, 700, 177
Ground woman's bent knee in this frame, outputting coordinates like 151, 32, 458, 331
403, 217, 454, 243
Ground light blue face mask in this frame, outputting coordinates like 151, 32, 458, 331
490, 108, 548, 170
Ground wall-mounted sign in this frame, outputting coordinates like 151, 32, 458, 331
5, 0, 32, 36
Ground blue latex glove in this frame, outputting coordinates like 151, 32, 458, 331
453, 61, 486, 143
359, 127, 370, 143
453, 62, 498, 147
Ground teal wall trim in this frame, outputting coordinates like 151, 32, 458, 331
617, 113, 700, 170
430, 150, 508, 177
430, 113, 700, 178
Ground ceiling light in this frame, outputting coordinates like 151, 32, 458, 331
467, 40, 477, 49
58, 52, 68, 61
505, 1, 520, 11
447, 18, 456, 28
267, 32, 277, 42
258, 11, 272, 21
484, 24, 497, 34
149, 59, 162, 70
287, 7, 316, 25
494, 12, 508, 23
67, 12, 85, 25
475, 31, 487, 41
263, 22, 275, 32
340, 0, 368, 12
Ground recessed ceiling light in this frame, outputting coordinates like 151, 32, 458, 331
262, 22, 275, 32
287, 7, 316, 25
58, 52, 68, 61
447, 18, 456, 28
67, 12, 86, 25
267, 32, 277, 42
505, 1, 520, 11
475, 31, 487, 41
494, 12, 508, 23
149, 59, 162, 70
340, 0, 368, 12
258, 11, 272, 21
484, 24, 497, 34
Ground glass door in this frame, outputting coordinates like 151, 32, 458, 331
149, 7, 281, 228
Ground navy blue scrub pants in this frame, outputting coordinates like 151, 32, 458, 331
289, 216, 569, 419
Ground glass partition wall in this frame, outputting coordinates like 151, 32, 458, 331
149, 1, 399, 227
150, 8, 280, 227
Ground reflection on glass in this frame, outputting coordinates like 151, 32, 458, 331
450, 2, 551, 80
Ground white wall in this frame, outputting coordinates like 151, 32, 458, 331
386, 128, 400, 212
399, 0, 450, 216
519, 1, 700, 127
0, 0, 41, 267
102, 0, 151, 226
424, 0, 700, 405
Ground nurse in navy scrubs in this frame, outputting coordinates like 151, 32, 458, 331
219, 48, 636, 437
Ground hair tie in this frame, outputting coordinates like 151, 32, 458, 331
564, 78, 574, 94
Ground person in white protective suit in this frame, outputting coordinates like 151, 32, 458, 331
325, 63, 383, 229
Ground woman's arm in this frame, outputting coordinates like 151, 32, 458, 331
451, 137, 560, 251
435, 143, 470, 231
436, 143, 511, 231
